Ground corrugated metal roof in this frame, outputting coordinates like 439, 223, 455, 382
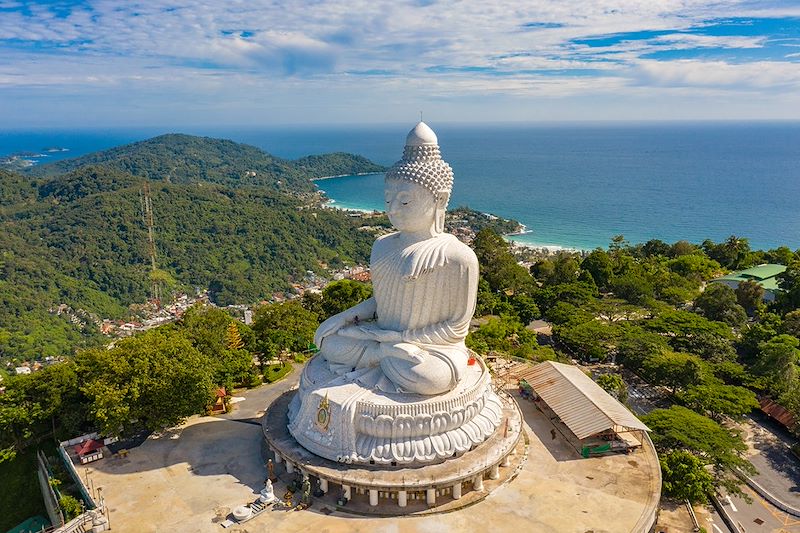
714, 264, 786, 284
760, 398, 796, 429
526, 361, 650, 440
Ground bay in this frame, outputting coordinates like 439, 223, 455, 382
2, 122, 798, 251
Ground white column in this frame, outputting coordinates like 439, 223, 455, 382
501, 455, 511, 467
489, 464, 500, 480
398, 490, 407, 507
369, 489, 379, 506
285, 462, 294, 474
343, 485, 351, 500
320, 479, 328, 493
426, 488, 436, 506
452, 482, 462, 500
473, 474, 484, 491
274, 453, 282, 464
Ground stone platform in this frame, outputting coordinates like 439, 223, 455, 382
288, 353, 504, 465
263, 386, 524, 514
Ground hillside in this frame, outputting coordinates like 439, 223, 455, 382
25, 134, 386, 193
1, 135, 387, 360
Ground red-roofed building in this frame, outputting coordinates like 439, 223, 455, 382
211, 387, 228, 414
760, 398, 796, 430
74, 439, 104, 464
349, 271, 371, 283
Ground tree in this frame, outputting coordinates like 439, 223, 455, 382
735, 280, 764, 316
300, 291, 325, 321
546, 254, 580, 286
473, 229, 534, 294
321, 279, 372, 320
0, 362, 87, 462
659, 450, 715, 503
703, 236, 751, 270
509, 293, 540, 324
596, 373, 628, 403
647, 309, 733, 341
642, 405, 754, 497
615, 326, 670, 371
738, 313, 782, 360
178, 305, 255, 387
752, 334, 800, 395
77, 329, 215, 436
782, 310, 800, 338
777, 261, 800, 312
226, 321, 244, 350
641, 351, 708, 395
667, 255, 721, 281
554, 320, 619, 361
669, 240, 696, 258
679, 382, 759, 421
766, 246, 796, 266
252, 301, 319, 365
610, 272, 654, 305
581, 249, 613, 289
641, 239, 671, 258
694, 283, 746, 327
535, 282, 598, 313
466, 315, 535, 355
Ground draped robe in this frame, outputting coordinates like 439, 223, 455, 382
320, 232, 479, 395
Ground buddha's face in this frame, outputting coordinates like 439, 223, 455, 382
384, 179, 439, 234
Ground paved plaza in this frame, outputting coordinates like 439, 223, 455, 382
87, 370, 660, 533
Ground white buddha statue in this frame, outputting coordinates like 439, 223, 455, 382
313, 122, 477, 396
287, 123, 501, 465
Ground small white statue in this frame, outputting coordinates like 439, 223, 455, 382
259, 478, 276, 504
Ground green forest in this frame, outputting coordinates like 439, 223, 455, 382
466, 229, 800, 502
1, 135, 383, 360
4, 132, 800, 522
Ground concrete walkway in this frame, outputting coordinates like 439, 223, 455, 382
87, 368, 660, 533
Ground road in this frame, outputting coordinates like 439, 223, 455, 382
720, 487, 800, 533
219, 363, 303, 421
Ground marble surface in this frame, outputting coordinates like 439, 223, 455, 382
289, 123, 502, 464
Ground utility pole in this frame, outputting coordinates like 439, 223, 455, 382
140, 181, 160, 305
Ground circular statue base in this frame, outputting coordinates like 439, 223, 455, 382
262, 384, 525, 515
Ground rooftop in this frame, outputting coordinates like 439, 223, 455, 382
525, 361, 650, 440
713, 263, 787, 291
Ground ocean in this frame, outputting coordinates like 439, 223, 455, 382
2, 122, 799, 251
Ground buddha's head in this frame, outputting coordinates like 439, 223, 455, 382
385, 178, 448, 235
384, 122, 454, 235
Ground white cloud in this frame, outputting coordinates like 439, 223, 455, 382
0, 0, 799, 124
634, 59, 800, 88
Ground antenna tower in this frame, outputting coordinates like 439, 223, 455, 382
140, 181, 161, 304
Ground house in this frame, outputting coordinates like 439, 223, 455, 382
711, 263, 787, 302
74, 439, 104, 464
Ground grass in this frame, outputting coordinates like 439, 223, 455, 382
0, 448, 48, 532
263, 362, 293, 383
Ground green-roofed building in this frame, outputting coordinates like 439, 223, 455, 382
711, 263, 787, 302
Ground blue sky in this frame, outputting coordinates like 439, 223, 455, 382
1, 1, 799, 127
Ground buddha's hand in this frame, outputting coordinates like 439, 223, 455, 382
314, 314, 349, 348
337, 325, 402, 343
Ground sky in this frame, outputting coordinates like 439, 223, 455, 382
1, 0, 800, 127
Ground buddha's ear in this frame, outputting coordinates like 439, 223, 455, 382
435, 192, 450, 210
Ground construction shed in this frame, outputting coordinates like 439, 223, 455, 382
525, 361, 650, 457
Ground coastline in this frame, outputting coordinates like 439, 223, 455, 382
319, 187, 586, 254
311, 171, 384, 182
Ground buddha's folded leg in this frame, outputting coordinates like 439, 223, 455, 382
320, 333, 381, 373
379, 342, 466, 395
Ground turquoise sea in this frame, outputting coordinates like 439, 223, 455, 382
2, 122, 799, 251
